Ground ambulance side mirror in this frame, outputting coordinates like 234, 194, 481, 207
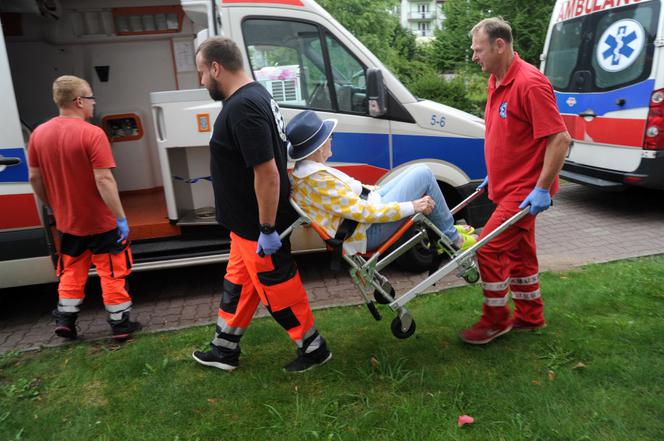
366, 68, 387, 117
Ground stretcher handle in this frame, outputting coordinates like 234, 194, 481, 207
456, 206, 530, 259
450, 188, 485, 216
389, 207, 530, 310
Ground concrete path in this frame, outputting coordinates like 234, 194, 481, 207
1, 182, 663, 354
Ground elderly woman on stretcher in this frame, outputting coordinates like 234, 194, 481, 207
286, 110, 477, 256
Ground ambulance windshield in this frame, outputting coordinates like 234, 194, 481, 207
545, 1, 659, 92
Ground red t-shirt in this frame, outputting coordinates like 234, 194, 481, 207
484, 53, 566, 205
28, 116, 117, 236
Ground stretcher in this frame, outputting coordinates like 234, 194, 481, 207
279, 188, 530, 339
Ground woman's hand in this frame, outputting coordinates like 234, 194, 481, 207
413, 195, 435, 215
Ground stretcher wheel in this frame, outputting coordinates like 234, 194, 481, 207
374, 287, 395, 305
391, 316, 416, 339
463, 267, 480, 284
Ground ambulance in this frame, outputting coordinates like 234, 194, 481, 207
541, 0, 664, 191
0, 0, 489, 289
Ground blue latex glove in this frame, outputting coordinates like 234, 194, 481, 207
477, 176, 489, 191
519, 187, 551, 215
257, 231, 282, 256
116, 217, 129, 243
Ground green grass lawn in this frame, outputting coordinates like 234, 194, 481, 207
2, 256, 664, 441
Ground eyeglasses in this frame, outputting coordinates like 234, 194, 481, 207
73, 96, 96, 101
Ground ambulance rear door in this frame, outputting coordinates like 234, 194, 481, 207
0, 22, 56, 289
542, 0, 662, 189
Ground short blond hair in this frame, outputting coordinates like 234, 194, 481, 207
52, 75, 89, 107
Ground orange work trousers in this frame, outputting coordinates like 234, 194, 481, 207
56, 229, 133, 319
475, 202, 544, 327
212, 232, 318, 353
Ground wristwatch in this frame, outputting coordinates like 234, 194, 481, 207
259, 223, 275, 234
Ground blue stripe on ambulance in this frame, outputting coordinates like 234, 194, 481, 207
392, 134, 486, 179
554, 79, 654, 117
327, 133, 486, 180
330, 132, 390, 169
0, 147, 28, 183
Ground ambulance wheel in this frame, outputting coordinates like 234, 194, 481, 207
374, 287, 395, 305
394, 228, 435, 273
391, 316, 416, 339
463, 267, 480, 284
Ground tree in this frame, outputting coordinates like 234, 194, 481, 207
317, 0, 432, 82
432, 0, 555, 72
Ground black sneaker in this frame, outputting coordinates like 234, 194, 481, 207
192, 345, 239, 372
52, 309, 78, 340
283, 345, 333, 373
108, 313, 142, 342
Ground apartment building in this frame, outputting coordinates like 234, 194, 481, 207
397, 0, 445, 40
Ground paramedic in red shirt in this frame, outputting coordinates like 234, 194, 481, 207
460, 18, 571, 345
28, 75, 141, 342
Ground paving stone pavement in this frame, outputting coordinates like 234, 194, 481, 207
1, 182, 663, 354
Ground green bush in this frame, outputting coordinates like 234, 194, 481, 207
407, 71, 487, 118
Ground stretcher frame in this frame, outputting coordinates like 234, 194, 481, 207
280, 189, 529, 339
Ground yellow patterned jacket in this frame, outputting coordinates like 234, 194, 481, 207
290, 160, 414, 255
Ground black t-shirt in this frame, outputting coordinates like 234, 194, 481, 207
210, 82, 297, 240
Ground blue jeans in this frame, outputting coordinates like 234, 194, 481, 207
366, 165, 459, 250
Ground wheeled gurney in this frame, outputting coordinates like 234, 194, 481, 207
279, 188, 529, 339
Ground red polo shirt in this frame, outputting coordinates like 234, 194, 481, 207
484, 53, 566, 205
28, 116, 117, 236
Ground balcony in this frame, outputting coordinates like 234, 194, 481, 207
408, 11, 435, 20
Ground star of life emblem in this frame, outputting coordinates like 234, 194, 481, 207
566, 96, 576, 107
499, 101, 508, 119
596, 19, 645, 73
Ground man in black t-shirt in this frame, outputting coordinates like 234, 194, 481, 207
192, 37, 331, 373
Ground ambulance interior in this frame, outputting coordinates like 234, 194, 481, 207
1, 0, 234, 261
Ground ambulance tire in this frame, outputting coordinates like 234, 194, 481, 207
393, 227, 435, 273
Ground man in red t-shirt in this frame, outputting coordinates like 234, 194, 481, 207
460, 18, 571, 345
28, 75, 141, 341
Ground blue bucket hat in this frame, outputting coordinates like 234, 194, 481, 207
286, 110, 338, 161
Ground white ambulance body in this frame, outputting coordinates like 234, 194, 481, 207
542, 0, 664, 190
0, 0, 489, 289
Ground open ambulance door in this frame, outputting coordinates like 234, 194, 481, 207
0, 22, 56, 289
181, 0, 223, 43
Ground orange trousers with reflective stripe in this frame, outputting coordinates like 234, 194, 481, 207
476, 203, 544, 327
57, 230, 133, 308
217, 232, 315, 342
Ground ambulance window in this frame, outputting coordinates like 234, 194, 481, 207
242, 19, 333, 111
325, 34, 367, 114
590, 3, 658, 90
544, 19, 583, 90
